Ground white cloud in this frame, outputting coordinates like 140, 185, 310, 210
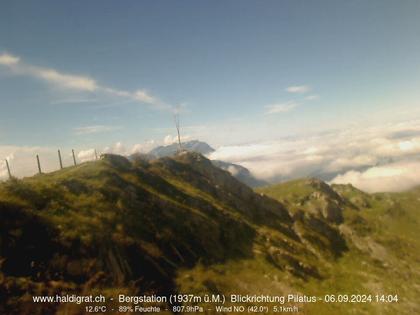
304, 94, 319, 101
76, 141, 159, 161
102, 142, 127, 155
163, 134, 191, 145
265, 101, 299, 114
0, 53, 97, 92
134, 90, 156, 104
0, 52, 171, 110
1, 153, 17, 179
77, 149, 97, 162
227, 165, 240, 176
131, 140, 156, 154
102, 87, 131, 98
286, 85, 310, 94
102, 141, 160, 156
265, 86, 317, 115
50, 98, 97, 105
0, 53, 20, 66
331, 161, 420, 193
164, 135, 175, 145
0, 162, 8, 179
398, 139, 420, 152
73, 125, 121, 135
36, 68, 97, 91
209, 119, 420, 192
326, 155, 377, 173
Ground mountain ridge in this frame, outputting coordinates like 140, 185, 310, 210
144, 140, 267, 187
0, 153, 418, 314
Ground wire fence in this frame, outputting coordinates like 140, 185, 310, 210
0, 148, 101, 181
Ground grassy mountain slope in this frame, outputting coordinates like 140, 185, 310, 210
0, 153, 311, 314
0, 153, 419, 314
256, 180, 420, 314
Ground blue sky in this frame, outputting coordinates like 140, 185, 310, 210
1, 1, 420, 189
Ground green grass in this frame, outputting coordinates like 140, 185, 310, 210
1, 155, 419, 314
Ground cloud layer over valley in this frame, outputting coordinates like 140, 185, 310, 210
1, 114, 420, 193
209, 119, 420, 193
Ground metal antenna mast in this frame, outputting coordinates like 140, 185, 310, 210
174, 110, 182, 151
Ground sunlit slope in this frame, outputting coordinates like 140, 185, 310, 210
253, 179, 420, 314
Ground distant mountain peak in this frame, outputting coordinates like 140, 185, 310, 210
146, 140, 266, 187
149, 140, 215, 158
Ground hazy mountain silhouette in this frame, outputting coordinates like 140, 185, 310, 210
147, 140, 267, 187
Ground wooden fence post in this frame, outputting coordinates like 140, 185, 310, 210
5, 159, 12, 179
58, 149, 63, 169
36, 155, 42, 174
72, 149, 77, 166
94, 149, 98, 160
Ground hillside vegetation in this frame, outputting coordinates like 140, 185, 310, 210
0, 152, 419, 314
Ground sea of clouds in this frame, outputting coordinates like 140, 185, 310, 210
208, 119, 420, 193
1, 119, 420, 193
